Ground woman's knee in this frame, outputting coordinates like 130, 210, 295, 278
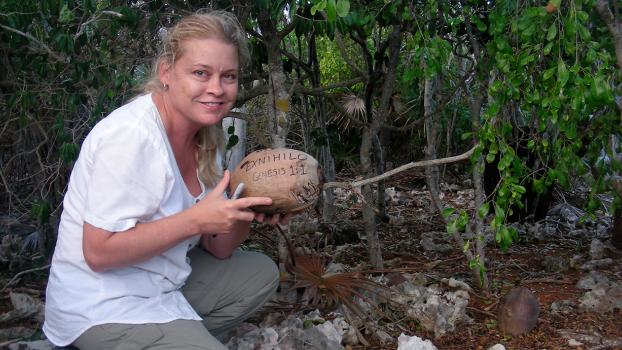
235, 251, 279, 290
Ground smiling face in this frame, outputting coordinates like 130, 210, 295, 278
159, 37, 239, 130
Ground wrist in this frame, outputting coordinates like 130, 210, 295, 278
181, 208, 201, 237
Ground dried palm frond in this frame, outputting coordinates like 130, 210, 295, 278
273, 225, 414, 334
330, 93, 368, 131
285, 252, 394, 324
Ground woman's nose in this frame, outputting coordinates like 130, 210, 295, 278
205, 76, 223, 95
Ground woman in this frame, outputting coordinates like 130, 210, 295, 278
43, 11, 288, 350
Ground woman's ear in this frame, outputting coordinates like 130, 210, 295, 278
158, 60, 172, 87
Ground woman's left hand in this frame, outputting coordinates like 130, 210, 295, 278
254, 212, 295, 226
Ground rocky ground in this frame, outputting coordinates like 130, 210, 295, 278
1, 171, 621, 349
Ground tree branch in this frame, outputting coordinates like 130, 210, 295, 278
295, 77, 365, 96
324, 146, 475, 189
596, 0, 622, 73
334, 31, 367, 78
0, 24, 67, 62
277, 16, 298, 40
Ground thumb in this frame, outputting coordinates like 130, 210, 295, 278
211, 170, 230, 198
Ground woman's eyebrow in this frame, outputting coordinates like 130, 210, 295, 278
191, 64, 237, 72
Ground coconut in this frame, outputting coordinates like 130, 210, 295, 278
498, 286, 540, 336
229, 148, 322, 214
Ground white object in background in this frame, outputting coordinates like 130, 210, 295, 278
222, 114, 247, 172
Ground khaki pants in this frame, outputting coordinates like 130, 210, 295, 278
73, 249, 279, 350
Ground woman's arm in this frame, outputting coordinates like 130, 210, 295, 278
83, 210, 200, 272
83, 172, 273, 271
199, 220, 251, 259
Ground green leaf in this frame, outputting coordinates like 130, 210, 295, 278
463, 240, 471, 253
578, 25, 590, 41
59, 4, 75, 23
59, 142, 80, 163
478, 202, 490, 219
326, 0, 337, 21
447, 220, 458, 234
335, 0, 350, 17
226, 135, 239, 149
546, 23, 557, 41
486, 152, 496, 163
543, 67, 555, 80
310, 0, 327, 15
227, 126, 235, 134
557, 60, 569, 87
442, 207, 456, 220
471, 15, 487, 32
544, 41, 554, 55
527, 139, 535, 149
457, 210, 469, 231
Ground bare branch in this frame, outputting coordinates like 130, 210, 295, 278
1, 264, 51, 293
277, 16, 298, 40
295, 77, 365, 96
0, 24, 67, 62
324, 146, 475, 189
334, 31, 367, 78
596, 0, 622, 73
74, 10, 123, 40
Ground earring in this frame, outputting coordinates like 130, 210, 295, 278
163, 83, 169, 90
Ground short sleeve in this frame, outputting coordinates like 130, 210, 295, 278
82, 124, 171, 232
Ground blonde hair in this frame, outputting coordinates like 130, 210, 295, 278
143, 11, 249, 187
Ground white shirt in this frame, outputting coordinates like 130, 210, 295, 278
43, 94, 213, 346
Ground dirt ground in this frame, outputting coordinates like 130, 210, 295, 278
1, 170, 621, 350
261, 169, 622, 350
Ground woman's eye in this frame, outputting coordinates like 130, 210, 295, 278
194, 70, 206, 77
223, 73, 237, 81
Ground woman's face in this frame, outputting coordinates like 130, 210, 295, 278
160, 37, 239, 128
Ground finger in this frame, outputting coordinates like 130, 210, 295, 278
210, 170, 230, 198
236, 211, 257, 222
269, 214, 280, 226
255, 213, 266, 223
235, 196, 273, 209
279, 213, 294, 225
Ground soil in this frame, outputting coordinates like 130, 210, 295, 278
1, 170, 621, 350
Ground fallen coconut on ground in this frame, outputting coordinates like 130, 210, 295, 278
229, 148, 322, 214
498, 286, 540, 336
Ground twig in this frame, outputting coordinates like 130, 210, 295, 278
0, 339, 21, 348
466, 306, 496, 318
74, 10, 123, 40
324, 146, 475, 190
0, 24, 66, 62
1, 264, 50, 293
274, 225, 297, 267
521, 278, 573, 284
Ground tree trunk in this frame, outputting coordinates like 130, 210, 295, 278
258, 10, 289, 148
360, 127, 383, 268
257, 10, 291, 273
309, 32, 336, 221
464, 19, 491, 291
612, 208, 622, 249
596, 0, 622, 249
595, 0, 622, 76
423, 74, 443, 213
